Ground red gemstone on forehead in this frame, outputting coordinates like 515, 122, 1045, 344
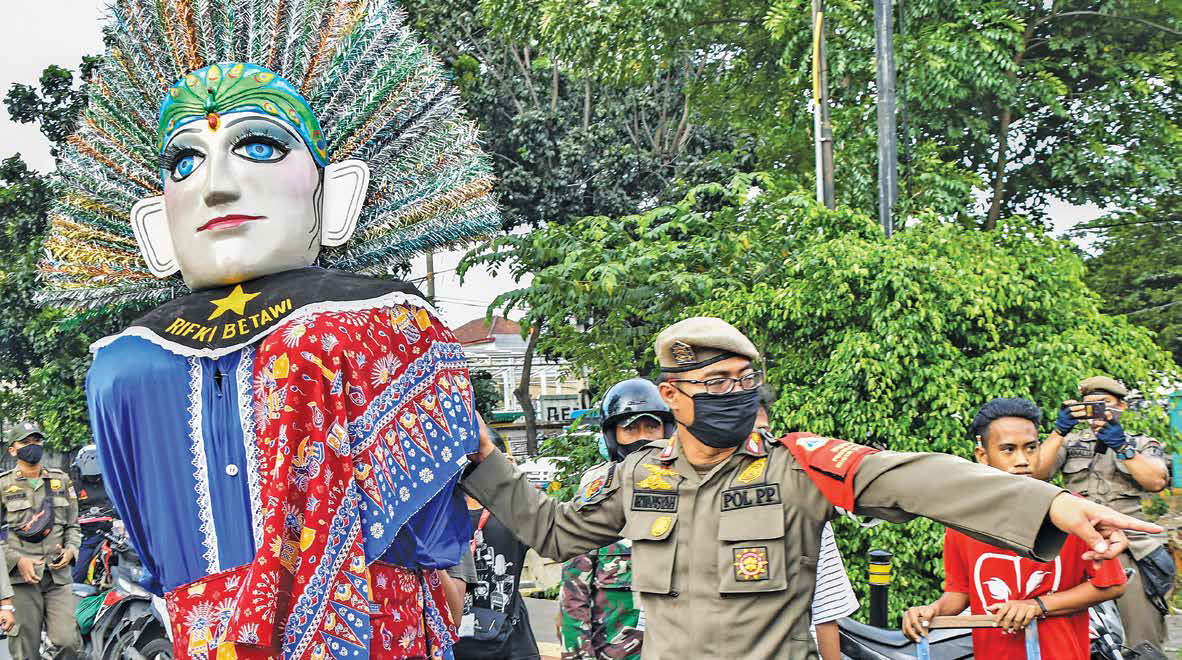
207, 112, 219, 130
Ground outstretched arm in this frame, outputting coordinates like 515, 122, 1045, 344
463, 419, 626, 561
783, 434, 1161, 564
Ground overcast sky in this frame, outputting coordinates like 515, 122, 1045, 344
2, 2, 1102, 326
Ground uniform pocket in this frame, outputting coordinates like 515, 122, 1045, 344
717, 506, 787, 594
622, 513, 676, 595
52, 497, 69, 508
4, 497, 32, 530
1062, 457, 1091, 475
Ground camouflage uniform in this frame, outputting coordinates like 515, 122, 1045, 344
559, 539, 643, 660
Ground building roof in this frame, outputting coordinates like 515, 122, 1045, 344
453, 315, 522, 345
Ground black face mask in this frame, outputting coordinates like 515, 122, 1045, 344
613, 439, 650, 461
16, 444, 44, 465
683, 388, 761, 449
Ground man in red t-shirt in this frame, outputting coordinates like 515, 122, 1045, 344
903, 398, 1127, 659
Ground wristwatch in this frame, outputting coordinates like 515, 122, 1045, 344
1116, 444, 1138, 461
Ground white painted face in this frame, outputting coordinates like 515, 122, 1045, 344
160, 112, 322, 290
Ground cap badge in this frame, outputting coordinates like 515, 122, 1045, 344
671, 340, 696, 366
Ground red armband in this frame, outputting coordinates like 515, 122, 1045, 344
783, 432, 879, 510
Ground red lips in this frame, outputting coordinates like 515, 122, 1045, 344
198, 214, 264, 232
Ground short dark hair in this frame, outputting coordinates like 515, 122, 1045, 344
971, 397, 1042, 445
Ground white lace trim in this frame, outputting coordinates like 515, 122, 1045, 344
236, 346, 264, 551
90, 291, 438, 358
186, 357, 220, 573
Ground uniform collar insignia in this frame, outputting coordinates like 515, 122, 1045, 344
657, 439, 677, 463
741, 433, 766, 457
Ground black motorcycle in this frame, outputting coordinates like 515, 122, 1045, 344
76, 524, 171, 659
837, 600, 1163, 660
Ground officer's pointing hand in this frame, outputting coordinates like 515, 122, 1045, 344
1048, 493, 1161, 569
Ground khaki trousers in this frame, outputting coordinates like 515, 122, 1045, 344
8, 571, 81, 660
1117, 552, 1167, 649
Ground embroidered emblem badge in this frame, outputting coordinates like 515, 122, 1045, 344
583, 476, 605, 503
49, 479, 62, 491
670, 340, 696, 365
650, 515, 673, 538
737, 458, 767, 484
733, 547, 770, 581
636, 464, 678, 491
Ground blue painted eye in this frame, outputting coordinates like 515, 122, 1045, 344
236, 140, 284, 162
173, 154, 198, 179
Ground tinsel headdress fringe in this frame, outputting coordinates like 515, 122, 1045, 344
38, 0, 500, 310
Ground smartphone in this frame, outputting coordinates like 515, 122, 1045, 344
1070, 401, 1107, 420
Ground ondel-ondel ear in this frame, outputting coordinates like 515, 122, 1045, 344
320, 159, 370, 247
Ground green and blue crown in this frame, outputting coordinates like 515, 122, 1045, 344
157, 62, 328, 166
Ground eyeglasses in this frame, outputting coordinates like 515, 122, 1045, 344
668, 370, 764, 395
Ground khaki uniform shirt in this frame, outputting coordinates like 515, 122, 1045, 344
0, 467, 81, 585
1050, 429, 1167, 559
463, 434, 1067, 659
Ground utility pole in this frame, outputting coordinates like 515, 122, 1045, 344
874, 0, 898, 237
811, 0, 835, 209
424, 250, 436, 300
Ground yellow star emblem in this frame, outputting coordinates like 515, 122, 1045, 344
207, 284, 260, 320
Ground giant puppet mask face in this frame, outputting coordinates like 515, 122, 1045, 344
130, 63, 370, 291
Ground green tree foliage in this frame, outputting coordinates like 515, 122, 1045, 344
479, 0, 1182, 227
471, 370, 503, 418
1075, 198, 1182, 364
476, 174, 1178, 622
0, 59, 145, 450
403, 0, 738, 231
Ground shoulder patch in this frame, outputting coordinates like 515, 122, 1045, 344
575, 463, 619, 510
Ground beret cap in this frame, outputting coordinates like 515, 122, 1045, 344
1078, 376, 1129, 399
655, 317, 760, 373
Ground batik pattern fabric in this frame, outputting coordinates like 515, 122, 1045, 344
559, 540, 643, 660
89, 274, 476, 659
165, 562, 456, 659
222, 303, 473, 658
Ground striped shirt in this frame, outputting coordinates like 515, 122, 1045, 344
811, 521, 859, 625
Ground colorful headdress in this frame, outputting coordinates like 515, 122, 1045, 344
38, 0, 501, 309
159, 62, 328, 167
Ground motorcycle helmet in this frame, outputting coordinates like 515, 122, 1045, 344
73, 444, 103, 484
600, 378, 674, 461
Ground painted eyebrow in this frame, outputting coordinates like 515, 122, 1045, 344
162, 126, 202, 150
222, 115, 302, 141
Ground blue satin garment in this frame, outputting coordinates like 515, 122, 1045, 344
87, 334, 471, 596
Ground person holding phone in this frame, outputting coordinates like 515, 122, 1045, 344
1034, 376, 1170, 649
0, 422, 81, 659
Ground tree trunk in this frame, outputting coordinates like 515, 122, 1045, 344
984, 18, 1039, 230
984, 105, 1012, 230
515, 322, 541, 456
582, 79, 591, 131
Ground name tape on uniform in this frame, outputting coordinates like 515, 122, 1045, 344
721, 483, 782, 512
632, 492, 678, 512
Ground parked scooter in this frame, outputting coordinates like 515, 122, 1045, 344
77, 524, 171, 659
837, 601, 1141, 660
